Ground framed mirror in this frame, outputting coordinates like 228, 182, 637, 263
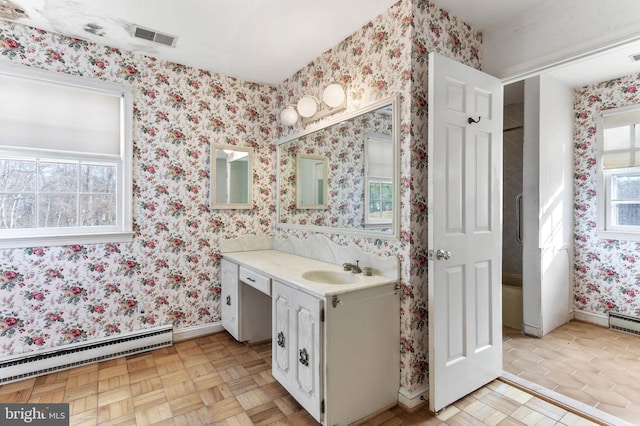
296, 154, 328, 209
211, 144, 253, 209
277, 94, 400, 239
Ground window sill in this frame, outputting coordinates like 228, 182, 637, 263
596, 230, 640, 242
0, 231, 135, 249
364, 222, 392, 229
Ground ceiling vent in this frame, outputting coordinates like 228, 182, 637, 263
630, 53, 640, 62
131, 24, 177, 47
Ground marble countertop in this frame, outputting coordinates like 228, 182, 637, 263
222, 249, 397, 297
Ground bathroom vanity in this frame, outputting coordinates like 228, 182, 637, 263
221, 241, 400, 426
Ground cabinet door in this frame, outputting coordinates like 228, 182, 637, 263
272, 282, 291, 386
220, 259, 241, 341
292, 287, 322, 420
272, 281, 323, 421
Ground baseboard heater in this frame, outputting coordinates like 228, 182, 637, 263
0, 324, 173, 385
609, 312, 640, 336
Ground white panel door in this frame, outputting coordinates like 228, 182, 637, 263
427, 52, 503, 412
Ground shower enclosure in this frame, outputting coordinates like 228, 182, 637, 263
502, 101, 524, 330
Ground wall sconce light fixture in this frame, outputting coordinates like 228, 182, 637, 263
280, 83, 347, 126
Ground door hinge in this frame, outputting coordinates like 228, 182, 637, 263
320, 308, 325, 322
427, 249, 434, 260
321, 399, 325, 414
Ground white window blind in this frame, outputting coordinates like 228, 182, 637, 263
366, 136, 393, 178
602, 109, 640, 169
0, 75, 121, 155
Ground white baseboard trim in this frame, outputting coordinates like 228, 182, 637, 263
398, 385, 429, 410
522, 323, 540, 338
572, 310, 608, 327
173, 323, 225, 343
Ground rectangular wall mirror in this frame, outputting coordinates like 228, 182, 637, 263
297, 154, 328, 209
211, 144, 253, 209
277, 94, 400, 239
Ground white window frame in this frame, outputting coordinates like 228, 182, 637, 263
0, 63, 133, 248
596, 105, 640, 241
364, 178, 393, 227
364, 133, 393, 228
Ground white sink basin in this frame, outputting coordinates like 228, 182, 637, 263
302, 270, 361, 285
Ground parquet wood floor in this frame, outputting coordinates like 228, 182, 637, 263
0, 330, 600, 425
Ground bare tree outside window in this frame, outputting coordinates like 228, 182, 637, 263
0, 158, 117, 230
0, 160, 36, 229
368, 181, 393, 221
611, 174, 640, 226
80, 164, 117, 226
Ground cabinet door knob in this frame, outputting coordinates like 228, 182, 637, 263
298, 348, 309, 366
226, 295, 231, 306
277, 331, 285, 348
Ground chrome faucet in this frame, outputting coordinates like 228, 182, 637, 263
343, 260, 363, 274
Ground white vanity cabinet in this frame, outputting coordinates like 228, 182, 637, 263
220, 258, 272, 343
221, 247, 400, 425
220, 259, 241, 341
272, 279, 399, 426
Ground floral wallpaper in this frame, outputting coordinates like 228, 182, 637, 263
0, 22, 276, 355
573, 72, 640, 317
0, 0, 484, 397
408, 0, 481, 389
275, 0, 482, 393
278, 110, 391, 229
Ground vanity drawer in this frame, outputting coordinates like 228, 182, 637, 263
239, 266, 271, 295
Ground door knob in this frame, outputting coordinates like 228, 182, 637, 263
436, 249, 451, 260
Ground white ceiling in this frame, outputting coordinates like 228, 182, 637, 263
1, 0, 401, 84
548, 39, 640, 88
430, 0, 550, 32
441, 0, 640, 88
1, 0, 553, 85
1, 0, 637, 87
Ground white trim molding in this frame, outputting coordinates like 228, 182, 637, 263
522, 323, 541, 338
397, 385, 429, 410
173, 322, 225, 343
571, 309, 609, 327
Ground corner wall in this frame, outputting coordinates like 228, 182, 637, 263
573, 72, 640, 319
0, 0, 485, 397
275, 0, 482, 395
538, 74, 573, 335
0, 22, 275, 355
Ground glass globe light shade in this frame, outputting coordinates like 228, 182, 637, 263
297, 95, 319, 118
322, 84, 346, 108
280, 106, 298, 126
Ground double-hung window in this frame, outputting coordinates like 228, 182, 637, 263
0, 63, 133, 248
364, 134, 393, 228
597, 106, 640, 239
